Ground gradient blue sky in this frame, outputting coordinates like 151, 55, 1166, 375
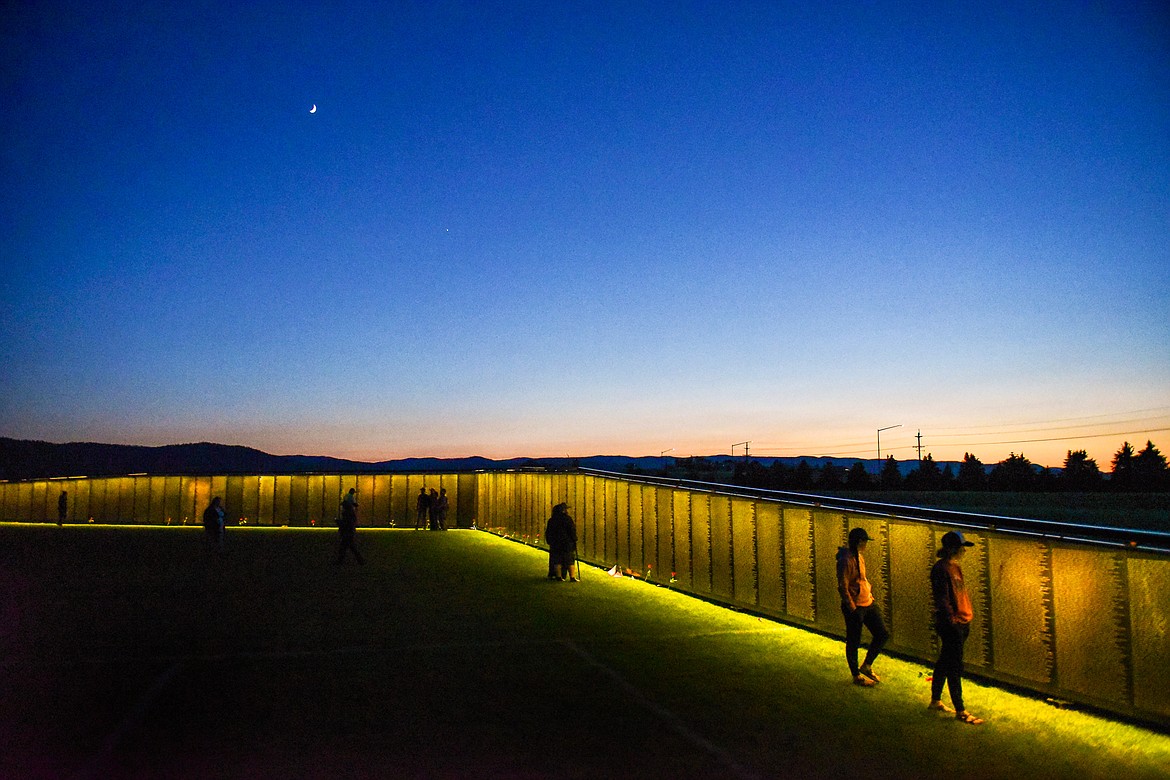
2, 1, 1168, 467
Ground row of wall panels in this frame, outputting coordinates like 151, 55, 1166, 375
0, 474, 464, 528
477, 471, 1170, 724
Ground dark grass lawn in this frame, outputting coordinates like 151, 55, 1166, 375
1, 525, 1168, 779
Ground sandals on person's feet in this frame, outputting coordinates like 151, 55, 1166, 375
859, 665, 881, 683
852, 675, 876, 687
955, 711, 985, 725
927, 700, 952, 713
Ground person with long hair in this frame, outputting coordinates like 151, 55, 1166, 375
836, 527, 889, 686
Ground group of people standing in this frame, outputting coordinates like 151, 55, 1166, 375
837, 526, 984, 725
542, 501, 982, 723
415, 487, 449, 531
199, 484, 453, 565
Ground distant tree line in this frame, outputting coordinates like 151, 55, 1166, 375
670, 440, 1168, 493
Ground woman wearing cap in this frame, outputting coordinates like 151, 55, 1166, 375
837, 527, 889, 686
929, 530, 984, 724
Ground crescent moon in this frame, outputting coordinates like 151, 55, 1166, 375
310, 104, 317, 113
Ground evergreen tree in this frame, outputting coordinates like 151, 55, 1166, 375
1061, 449, 1102, 491
741, 459, 768, 488
845, 461, 871, 489
1134, 440, 1168, 491
819, 462, 843, 489
879, 456, 902, 489
956, 452, 987, 491
1111, 441, 1136, 490
906, 453, 942, 490
990, 452, 1036, 491
791, 460, 814, 489
940, 463, 956, 489
768, 459, 790, 489
680, 456, 714, 479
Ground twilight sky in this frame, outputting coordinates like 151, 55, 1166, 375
2, 1, 1168, 468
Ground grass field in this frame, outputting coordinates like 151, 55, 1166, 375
2, 525, 1168, 779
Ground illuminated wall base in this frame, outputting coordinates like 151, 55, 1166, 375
476, 471, 1170, 726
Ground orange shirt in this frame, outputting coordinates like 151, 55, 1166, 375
837, 548, 874, 609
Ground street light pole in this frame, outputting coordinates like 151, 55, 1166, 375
877, 425, 902, 461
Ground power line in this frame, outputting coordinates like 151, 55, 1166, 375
927, 408, 1170, 433
924, 417, 1170, 438
928, 427, 1170, 448
754, 427, 1170, 459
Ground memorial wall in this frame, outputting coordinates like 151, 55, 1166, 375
3, 470, 1168, 724
0, 474, 467, 529
477, 471, 1170, 725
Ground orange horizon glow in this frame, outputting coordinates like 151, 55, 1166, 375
16, 408, 1169, 472
273, 432, 1169, 472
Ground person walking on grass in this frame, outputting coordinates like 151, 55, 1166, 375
335, 488, 364, 565
544, 502, 578, 582
202, 496, 225, 552
929, 530, 984, 725
837, 527, 889, 687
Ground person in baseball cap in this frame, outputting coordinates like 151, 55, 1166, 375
940, 530, 975, 550
929, 529, 983, 724
836, 527, 889, 687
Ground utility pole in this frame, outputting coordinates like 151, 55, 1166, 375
916, 430, 923, 462
732, 441, 751, 461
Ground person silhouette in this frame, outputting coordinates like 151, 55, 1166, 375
415, 488, 430, 530
202, 496, 225, 551
544, 503, 579, 582
427, 488, 440, 531
435, 487, 449, 530
335, 488, 364, 565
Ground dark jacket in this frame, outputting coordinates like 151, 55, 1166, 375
202, 504, 223, 530
931, 557, 973, 625
545, 511, 577, 554
340, 493, 358, 531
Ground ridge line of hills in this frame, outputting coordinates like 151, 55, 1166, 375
0, 437, 947, 482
